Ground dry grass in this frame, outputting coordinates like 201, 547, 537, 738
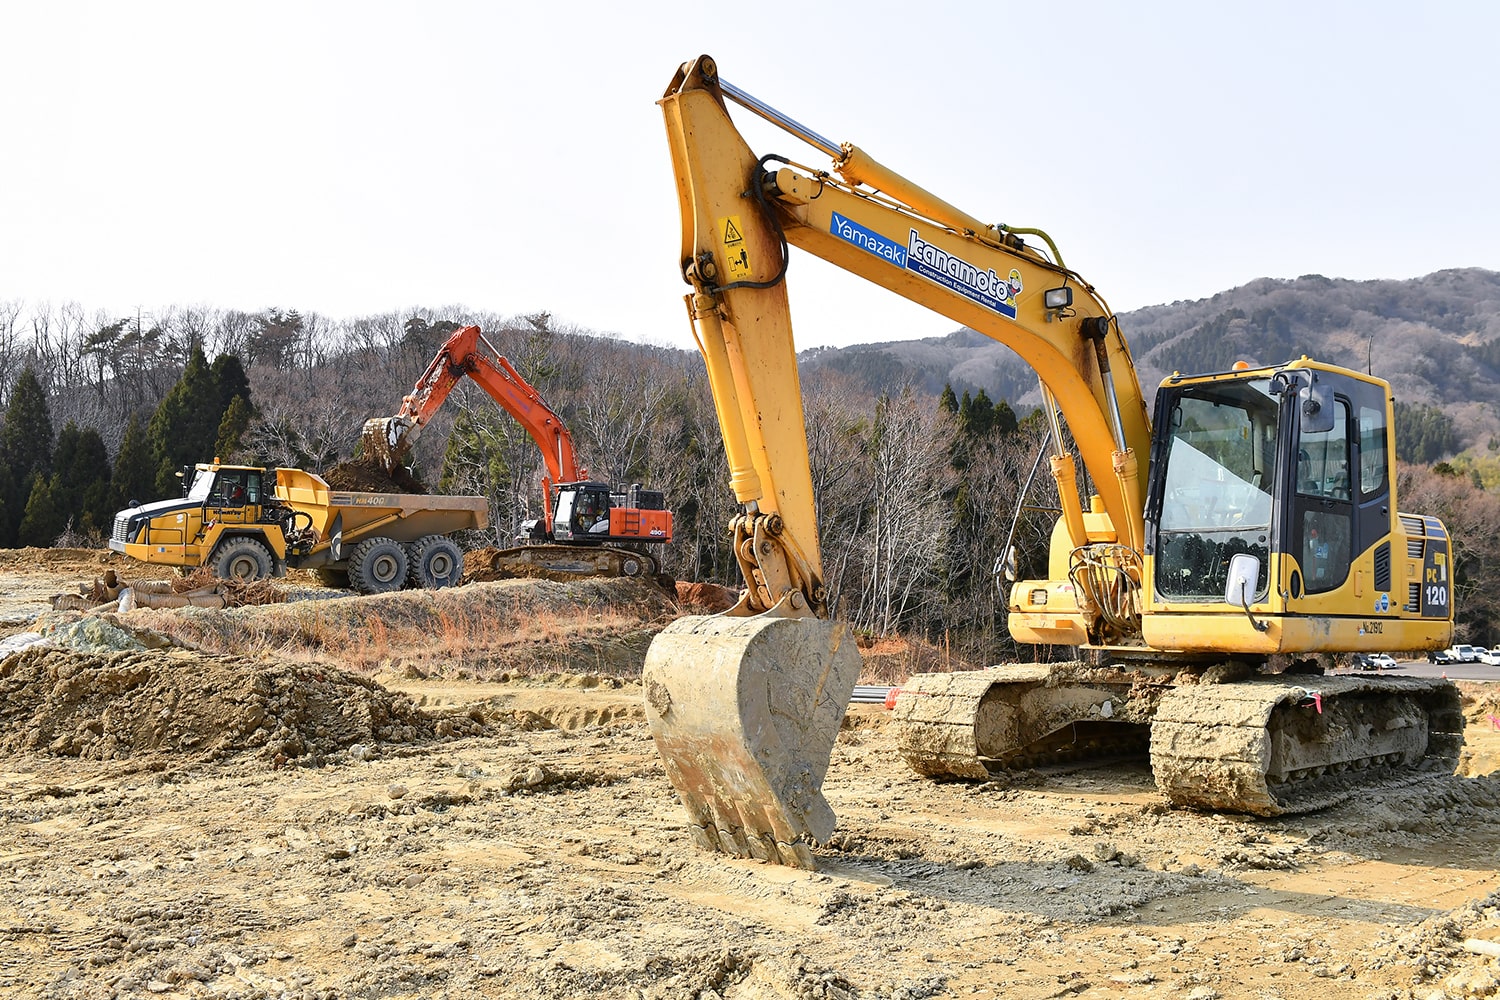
856, 633, 978, 685
124, 576, 678, 678
169, 567, 286, 607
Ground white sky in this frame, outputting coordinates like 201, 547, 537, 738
2, 1, 1497, 352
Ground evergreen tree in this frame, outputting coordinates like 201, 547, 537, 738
49, 423, 84, 529
210, 354, 251, 415
69, 426, 113, 534
938, 383, 959, 414
148, 344, 222, 495
214, 396, 256, 463
17, 474, 65, 547
439, 407, 513, 540
113, 413, 156, 508
1394, 401, 1460, 464
991, 397, 1019, 437
0, 367, 54, 545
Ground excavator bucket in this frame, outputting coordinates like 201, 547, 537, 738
360, 416, 414, 475
642, 613, 863, 868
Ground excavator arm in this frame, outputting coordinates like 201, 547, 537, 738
363, 325, 586, 533
644, 55, 1154, 868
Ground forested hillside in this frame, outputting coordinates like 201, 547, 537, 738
804, 268, 1500, 463
3, 270, 1500, 655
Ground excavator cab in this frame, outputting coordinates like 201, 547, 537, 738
1142, 360, 1451, 654
551, 482, 610, 542
551, 481, 674, 546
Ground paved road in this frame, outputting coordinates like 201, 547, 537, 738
1382, 658, 1500, 682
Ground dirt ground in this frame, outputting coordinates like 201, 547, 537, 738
2, 549, 1499, 1000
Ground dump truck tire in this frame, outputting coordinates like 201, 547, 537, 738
213, 537, 273, 583
408, 535, 463, 590
348, 537, 409, 594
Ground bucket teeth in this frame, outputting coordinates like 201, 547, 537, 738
643, 613, 862, 870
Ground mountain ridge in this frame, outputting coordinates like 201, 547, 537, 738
799, 267, 1500, 456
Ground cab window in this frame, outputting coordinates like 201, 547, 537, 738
1295, 399, 1352, 594
1358, 405, 1387, 498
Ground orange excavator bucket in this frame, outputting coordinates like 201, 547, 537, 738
360, 415, 415, 475
642, 613, 862, 868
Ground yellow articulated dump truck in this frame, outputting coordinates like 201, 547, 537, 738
109, 462, 487, 593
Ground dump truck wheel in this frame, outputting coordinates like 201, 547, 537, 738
408, 535, 463, 590
348, 537, 409, 594
213, 537, 273, 583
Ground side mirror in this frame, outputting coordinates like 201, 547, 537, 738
1299, 378, 1335, 434
1224, 553, 1260, 607
1224, 553, 1270, 633
1001, 545, 1019, 583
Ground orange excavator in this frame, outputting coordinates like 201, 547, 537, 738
363, 324, 673, 580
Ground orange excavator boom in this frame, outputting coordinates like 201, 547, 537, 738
362, 325, 587, 533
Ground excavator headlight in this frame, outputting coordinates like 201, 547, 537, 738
1044, 287, 1073, 310
1029, 588, 1049, 606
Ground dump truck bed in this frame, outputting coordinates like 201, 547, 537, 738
275, 467, 488, 554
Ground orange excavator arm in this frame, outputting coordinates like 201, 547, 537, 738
362, 325, 586, 533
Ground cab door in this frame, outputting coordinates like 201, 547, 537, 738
1281, 372, 1390, 609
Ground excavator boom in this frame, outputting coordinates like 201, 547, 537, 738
362, 325, 585, 533
646, 54, 1149, 866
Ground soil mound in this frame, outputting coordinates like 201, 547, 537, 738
0, 547, 123, 570
674, 581, 739, 613
322, 458, 427, 494
121, 576, 679, 678
0, 645, 470, 763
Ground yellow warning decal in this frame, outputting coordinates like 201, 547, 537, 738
719, 214, 752, 281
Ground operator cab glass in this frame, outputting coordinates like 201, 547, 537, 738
187, 470, 216, 502
188, 468, 262, 507
1148, 366, 1391, 607
1152, 377, 1278, 602
552, 484, 611, 541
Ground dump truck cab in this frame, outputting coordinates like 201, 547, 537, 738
111, 463, 294, 580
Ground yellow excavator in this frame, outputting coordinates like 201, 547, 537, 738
642, 55, 1465, 869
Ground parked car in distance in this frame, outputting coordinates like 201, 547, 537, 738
1430, 648, 1455, 665
1478, 648, 1500, 666
1446, 644, 1482, 664
1369, 653, 1399, 670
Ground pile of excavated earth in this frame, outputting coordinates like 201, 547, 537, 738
321, 458, 427, 495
